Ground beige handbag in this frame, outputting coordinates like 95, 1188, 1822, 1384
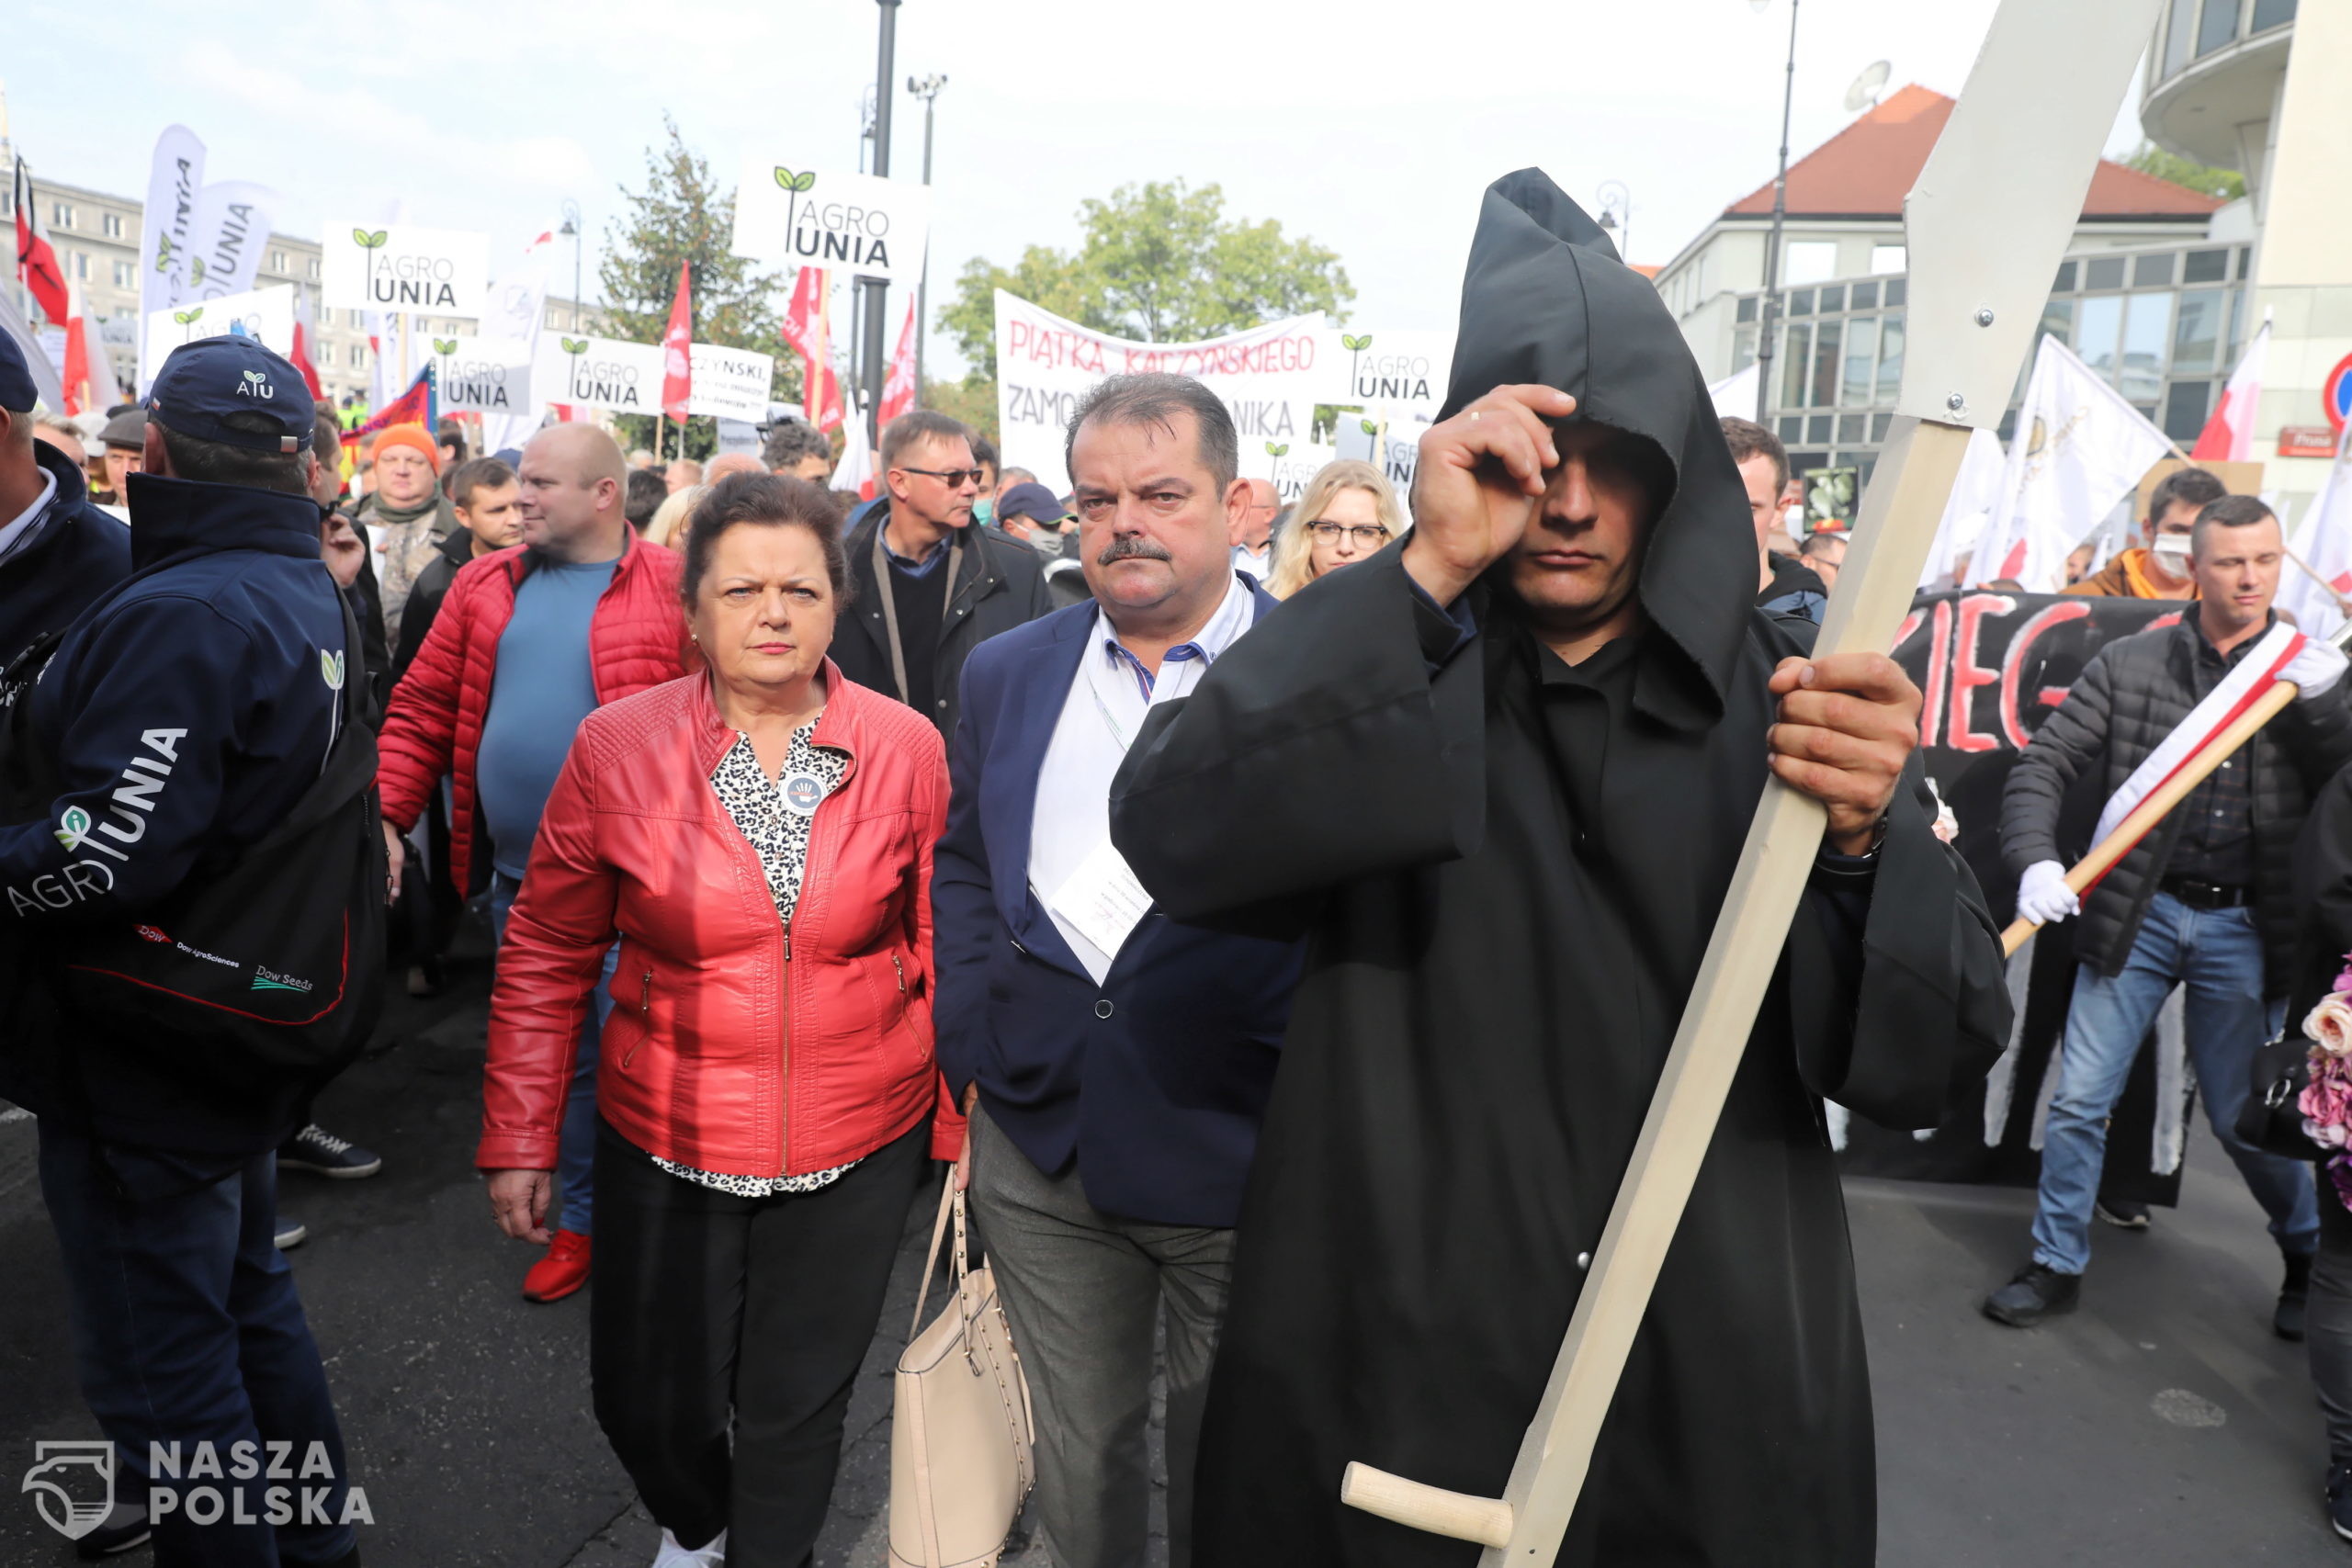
888, 1176, 1035, 1568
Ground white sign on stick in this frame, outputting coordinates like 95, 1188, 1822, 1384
1319, 328, 1454, 421
1262, 440, 1340, 504
320, 222, 489, 317
687, 343, 776, 422
427, 335, 535, 416
535, 334, 665, 414
730, 159, 932, 284
141, 285, 297, 387
993, 290, 1329, 495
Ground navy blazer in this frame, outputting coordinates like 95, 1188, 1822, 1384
932, 579, 1303, 1228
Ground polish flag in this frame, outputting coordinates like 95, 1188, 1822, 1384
59, 282, 107, 414
878, 293, 919, 426
660, 261, 693, 423
781, 267, 843, 434
12, 157, 69, 326
288, 286, 325, 400
2279, 427, 2352, 640
2190, 320, 2269, 463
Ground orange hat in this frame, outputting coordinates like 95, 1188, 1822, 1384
372, 423, 441, 472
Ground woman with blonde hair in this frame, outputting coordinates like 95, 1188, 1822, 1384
643, 483, 707, 550
1264, 457, 1406, 599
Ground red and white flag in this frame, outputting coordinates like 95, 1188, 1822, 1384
287, 285, 325, 400
2280, 428, 2352, 641
2190, 319, 2269, 464
2087, 619, 2305, 861
59, 282, 107, 414
12, 157, 69, 326
878, 292, 919, 426
780, 267, 843, 434
660, 260, 693, 423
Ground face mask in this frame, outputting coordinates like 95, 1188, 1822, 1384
2151, 535, 2192, 565
1027, 527, 1065, 561
972, 498, 994, 525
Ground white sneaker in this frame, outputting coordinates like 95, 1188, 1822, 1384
650, 1526, 725, 1567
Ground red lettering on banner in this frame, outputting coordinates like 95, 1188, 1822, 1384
1946, 593, 2015, 753
1997, 600, 2090, 750
1917, 600, 1954, 748
2146, 611, 2183, 631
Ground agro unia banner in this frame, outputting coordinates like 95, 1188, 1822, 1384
141, 286, 296, 387
535, 333, 665, 414
730, 159, 930, 284
320, 221, 490, 318
139, 126, 207, 377
185, 181, 277, 305
427, 335, 535, 416
994, 290, 1329, 495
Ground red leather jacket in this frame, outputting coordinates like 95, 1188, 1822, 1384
478, 665, 962, 1178
377, 535, 695, 892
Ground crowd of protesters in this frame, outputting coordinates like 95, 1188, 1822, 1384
9, 264, 2352, 1568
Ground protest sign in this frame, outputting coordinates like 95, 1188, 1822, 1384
186, 181, 277, 303
321, 222, 489, 317
425, 336, 535, 416
1320, 328, 1453, 421
1837, 589, 2189, 1203
141, 128, 206, 344
141, 285, 296, 387
534, 334, 665, 414
1261, 440, 1339, 502
686, 343, 776, 423
994, 290, 1328, 494
730, 160, 930, 284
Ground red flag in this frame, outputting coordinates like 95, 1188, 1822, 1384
340, 367, 438, 461
781, 267, 843, 434
879, 292, 918, 426
61, 309, 96, 415
13, 158, 69, 326
2190, 319, 2268, 464
288, 288, 325, 400
661, 260, 693, 423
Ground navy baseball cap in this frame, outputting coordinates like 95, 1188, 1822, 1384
146, 336, 316, 454
0, 329, 36, 412
996, 481, 1069, 525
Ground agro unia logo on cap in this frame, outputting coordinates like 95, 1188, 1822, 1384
22, 1440, 115, 1540
234, 367, 277, 401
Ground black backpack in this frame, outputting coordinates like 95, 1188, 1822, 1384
0, 581, 387, 1091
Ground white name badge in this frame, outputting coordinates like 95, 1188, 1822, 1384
1047, 838, 1153, 960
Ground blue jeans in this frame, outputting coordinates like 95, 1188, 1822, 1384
2030, 891, 2319, 1275
37, 1125, 357, 1567
492, 871, 616, 1238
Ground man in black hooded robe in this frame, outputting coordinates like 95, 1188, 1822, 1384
1107, 171, 2012, 1565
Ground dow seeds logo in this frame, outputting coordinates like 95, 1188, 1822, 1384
22, 1440, 115, 1541
53, 806, 92, 851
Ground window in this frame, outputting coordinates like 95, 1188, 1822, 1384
1810, 321, 1841, 409
1778, 416, 1805, 446
307, 257, 321, 278
1871, 412, 1894, 443
1876, 314, 1905, 403
113, 260, 134, 288
1838, 413, 1867, 444
1784, 241, 1838, 287
1818, 285, 1845, 314
71, 250, 88, 280
2085, 256, 2126, 290
2040, 298, 2075, 348
51, 201, 74, 229
1790, 288, 1815, 317
2238, 245, 2254, 279
2172, 288, 2225, 375
1736, 296, 1757, 324
2164, 0, 2199, 73
1733, 326, 1758, 373
103, 212, 123, 238
2053, 261, 2078, 293
547, 305, 563, 330
1870, 244, 1906, 276
2252, 0, 2296, 29
1781, 324, 1812, 409
2120, 293, 2174, 403
349, 344, 368, 368
1807, 414, 1835, 446
2183, 248, 2229, 284
1841, 318, 1878, 406
2163, 380, 2213, 443
2133, 253, 2177, 288
2197, 0, 2240, 56
1850, 280, 1878, 310
269, 249, 288, 273
2076, 295, 2123, 380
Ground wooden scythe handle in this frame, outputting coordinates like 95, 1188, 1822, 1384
1999, 678, 2297, 955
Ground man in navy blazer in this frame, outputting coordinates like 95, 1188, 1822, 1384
933, 374, 1302, 1568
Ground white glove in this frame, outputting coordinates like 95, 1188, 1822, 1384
2016, 859, 2079, 926
2283, 637, 2349, 699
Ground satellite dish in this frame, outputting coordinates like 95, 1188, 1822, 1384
1844, 61, 1891, 114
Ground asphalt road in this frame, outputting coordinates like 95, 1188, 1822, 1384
2, 942, 2344, 1566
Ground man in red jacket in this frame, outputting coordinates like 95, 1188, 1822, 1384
378, 423, 693, 1301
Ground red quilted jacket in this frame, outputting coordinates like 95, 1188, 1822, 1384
477, 666, 962, 1177
377, 535, 695, 891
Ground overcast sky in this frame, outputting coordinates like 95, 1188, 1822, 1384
6, 0, 2150, 377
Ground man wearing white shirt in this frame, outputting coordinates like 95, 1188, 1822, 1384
932, 374, 1302, 1568
1228, 475, 1278, 581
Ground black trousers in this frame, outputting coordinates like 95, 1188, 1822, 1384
2310, 1165, 2352, 1467
590, 1117, 926, 1566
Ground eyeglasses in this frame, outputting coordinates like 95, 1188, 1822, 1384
1306, 522, 1390, 548
899, 466, 984, 489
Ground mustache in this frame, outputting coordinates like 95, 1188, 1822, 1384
1096, 535, 1173, 567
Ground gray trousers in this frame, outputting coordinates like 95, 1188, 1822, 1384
967, 1106, 1235, 1568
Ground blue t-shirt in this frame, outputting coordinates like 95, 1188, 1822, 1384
476, 557, 618, 878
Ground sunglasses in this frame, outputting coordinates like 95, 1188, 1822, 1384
899, 466, 985, 488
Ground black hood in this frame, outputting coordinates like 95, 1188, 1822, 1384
1441, 168, 1757, 712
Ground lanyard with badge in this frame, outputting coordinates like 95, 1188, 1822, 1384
1046, 635, 1163, 961
870, 527, 964, 707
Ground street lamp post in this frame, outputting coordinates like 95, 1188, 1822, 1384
908, 73, 947, 410
559, 198, 582, 334
862, 0, 900, 452
1749, 0, 1799, 423
1595, 180, 1632, 263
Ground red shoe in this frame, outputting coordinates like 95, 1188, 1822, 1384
522, 1229, 592, 1303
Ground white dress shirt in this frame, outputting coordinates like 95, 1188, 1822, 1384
1230, 541, 1273, 581
1028, 573, 1259, 983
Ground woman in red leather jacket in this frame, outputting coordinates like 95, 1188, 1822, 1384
479, 471, 959, 1568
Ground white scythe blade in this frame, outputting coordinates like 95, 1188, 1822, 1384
1335, 0, 2164, 1558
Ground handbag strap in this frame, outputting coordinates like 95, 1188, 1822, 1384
907, 1174, 958, 1342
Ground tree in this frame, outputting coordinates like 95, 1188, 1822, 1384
2123, 141, 2246, 202
922, 375, 997, 447
597, 118, 797, 458
939, 179, 1354, 383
